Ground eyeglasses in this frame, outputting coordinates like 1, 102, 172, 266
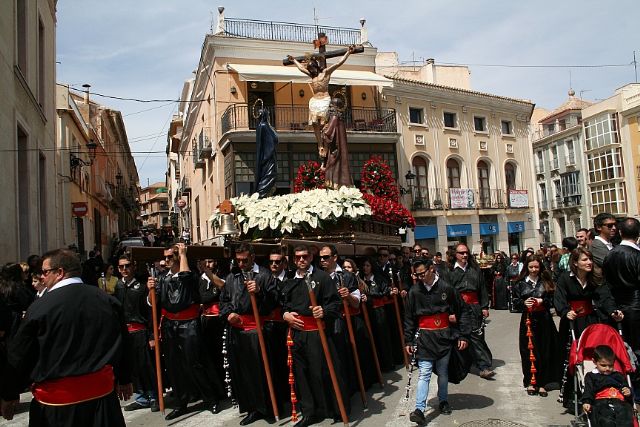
236, 257, 251, 264
413, 271, 427, 278
319, 255, 332, 260
41, 267, 59, 276
269, 259, 282, 265
456, 251, 469, 255
603, 223, 617, 228
294, 254, 309, 260
413, 249, 421, 253
118, 264, 131, 269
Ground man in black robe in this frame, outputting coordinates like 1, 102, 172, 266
147, 243, 224, 421
198, 258, 226, 385
405, 258, 470, 425
114, 255, 158, 412
281, 244, 346, 427
0, 248, 132, 426
220, 243, 278, 425
447, 243, 495, 379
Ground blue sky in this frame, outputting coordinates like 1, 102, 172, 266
56, 0, 639, 187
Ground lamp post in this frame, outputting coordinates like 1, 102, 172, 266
404, 170, 416, 209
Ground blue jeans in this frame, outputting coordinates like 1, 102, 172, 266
415, 351, 450, 412
134, 391, 157, 406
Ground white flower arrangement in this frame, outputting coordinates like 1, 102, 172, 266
210, 187, 372, 236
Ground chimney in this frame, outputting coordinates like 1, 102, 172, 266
359, 18, 368, 45
215, 6, 225, 35
82, 83, 91, 104
424, 58, 436, 84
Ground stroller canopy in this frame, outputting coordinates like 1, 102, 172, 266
568, 323, 634, 375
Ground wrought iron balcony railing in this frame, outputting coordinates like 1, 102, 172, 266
224, 18, 361, 45
221, 104, 397, 135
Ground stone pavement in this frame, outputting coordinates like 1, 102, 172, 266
0, 311, 576, 427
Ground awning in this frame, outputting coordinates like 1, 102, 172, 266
227, 63, 393, 87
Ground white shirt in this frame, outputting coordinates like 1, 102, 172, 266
454, 262, 468, 272
422, 274, 440, 292
595, 235, 613, 251
295, 264, 314, 279
274, 270, 287, 282
620, 240, 640, 251
49, 277, 84, 293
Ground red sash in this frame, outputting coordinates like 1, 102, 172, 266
372, 298, 386, 309
126, 322, 146, 333
296, 315, 322, 331
460, 291, 479, 305
383, 296, 394, 305
32, 365, 114, 406
528, 303, 546, 313
342, 304, 361, 317
569, 300, 594, 317
162, 304, 200, 321
202, 302, 220, 316
418, 313, 450, 330
232, 314, 260, 331
595, 387, 625, 401
263, 307, 285, 323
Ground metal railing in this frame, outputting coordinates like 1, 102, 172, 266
411, 188, 446, 210
410, 188, 528, 210
224, 18, 360, 45
476, 188, 506, 209
221, 104, 397, 134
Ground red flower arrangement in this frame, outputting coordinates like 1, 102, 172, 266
359, 156, 415, 228
293, 161, 325, 193
360, 156, 400, 202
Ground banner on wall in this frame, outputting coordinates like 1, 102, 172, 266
449, 188, 475, 209
508, 190, 529, 208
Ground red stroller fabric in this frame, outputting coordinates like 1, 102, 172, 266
568, 323, 633, 375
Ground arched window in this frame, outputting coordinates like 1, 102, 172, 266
478, 160, 491, 208
447, 158, 461, 188
413, 157, 428, 201
505, 162, 516, 190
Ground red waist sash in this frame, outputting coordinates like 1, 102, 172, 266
202, 302, 220, 316
460, 291, 479, 305
569, 300, 594, 317
233, 313, 260, 331
32, 365, 114, 406
595, 387, 625, 401
418, 313, 450, 330
296, 315, 322, 331
383, 296, 394, 305
342, 304, 361, 317
126, 322, 146, 333
372, 297, 386, 309
263, 306, 285, 323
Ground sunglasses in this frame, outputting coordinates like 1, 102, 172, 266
456, 251, 469, 255
269, 259, 282, 265
319, 255, 332, 260
413, 271, 427, 278
603, 223, 617, 228
41, 267, 59, 276
118, 264, 131, 269
294, 254, 309, 260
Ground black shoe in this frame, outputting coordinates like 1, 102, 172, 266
165, 407, 188, 421
294, 415, 321, 427
439, 401, 452, 415
124, 401, 148, 411
205, 401, 220, 414
409, 408, 426, 424
240, 411, 264, 425
150, 400, 160, 412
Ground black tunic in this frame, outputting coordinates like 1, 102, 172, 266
113, 277, 156, 395
198, 274, 225, 384
0, 281, 130, 427
220, 265, 278, 415
404, 277, 470, 360
581, 371, 633, 427
362, 272, 394, 372
157, 271, 224, 406
281, 267, 348, 420
448, 265, 493, 370
512, 278, 561, 388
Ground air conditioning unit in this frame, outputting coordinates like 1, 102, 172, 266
479, 141, 487, 151
448, 138, 458, 148
506, 143, 514, 153
415, 134, 425, 145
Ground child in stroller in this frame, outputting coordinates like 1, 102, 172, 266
581, 345, 634, 426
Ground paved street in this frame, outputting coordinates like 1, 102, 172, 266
1, 310, 574, 427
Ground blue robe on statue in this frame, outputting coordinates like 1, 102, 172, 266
255, 109, 279, 198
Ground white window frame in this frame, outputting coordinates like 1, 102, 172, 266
586, 148, 624, 183
408, 106, 425, 126
565, 139, 576, 165
584, 113, 619, 151
536, 151, 544, 173
501, 119, 514, 136
473, 115, 488, 133
443, 111, 458, 129
590, 182, 626, 215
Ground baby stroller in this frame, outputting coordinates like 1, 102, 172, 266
568, 323, 638, 426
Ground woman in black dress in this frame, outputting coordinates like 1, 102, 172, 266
512, 255, 560, 397
554, 247, 623, 408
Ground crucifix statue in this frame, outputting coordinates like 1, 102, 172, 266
284, 33, 364, 161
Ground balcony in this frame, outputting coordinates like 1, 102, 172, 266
224, 18, 360, 45
476, 188, 506, 209
411, 188, 446, 210
192, 142, 205, 169
220, 104, 397, 135
181, 176, 191, 195
198, 127, 213, 159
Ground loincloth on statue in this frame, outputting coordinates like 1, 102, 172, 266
308, 95, 331, 125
